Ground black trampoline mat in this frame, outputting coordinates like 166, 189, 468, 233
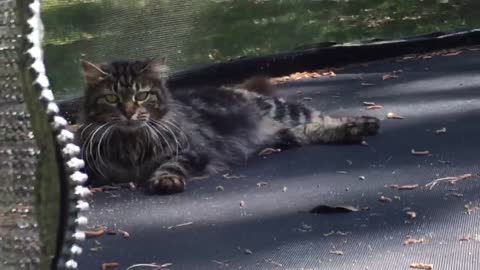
79, 47, 480, 270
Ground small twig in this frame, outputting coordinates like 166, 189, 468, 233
167, 222, 193, 230
126, 263, 172, 270
425, 173, 476, 190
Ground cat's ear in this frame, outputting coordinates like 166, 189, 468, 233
141, 56, 169, 80
80, 60, 109, 85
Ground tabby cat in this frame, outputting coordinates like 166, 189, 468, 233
77, 57, 379, 194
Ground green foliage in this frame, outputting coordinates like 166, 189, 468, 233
41, 0, 479, 98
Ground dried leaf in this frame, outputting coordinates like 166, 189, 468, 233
442, 51, 462, 56
102, 262, 120, 270
378, 196, 393, 203
366, 105, 384, 110
387, 112, 404, 119
382, 74, 399, 80
403, 237, 424, 245
256, 181, 268, 187
323, 230, 335, 237
405, 211, 417, 220
244, 248, 253, 255
258, 148, 281, 156
310, 204, 360, 214
85, 227, 107, 238
409, 263, 433, 270
329, 250, 344, 256
222, 173, 244, 179
359, 176, 365, 181
435, 127, 447, 134
411, 149, 430, 156
389, 184, 419, 190
118, 229, 130, 239
459, 236, 471, 241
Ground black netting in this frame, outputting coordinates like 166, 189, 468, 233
42, 0, 480, 99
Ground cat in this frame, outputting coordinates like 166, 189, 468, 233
77, 57, 380, 194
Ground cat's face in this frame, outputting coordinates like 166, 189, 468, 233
81, 58, 170, 131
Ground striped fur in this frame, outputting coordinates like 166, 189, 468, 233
78, 58, 380, 194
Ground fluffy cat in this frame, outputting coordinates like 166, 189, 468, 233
77, 57, 379, 194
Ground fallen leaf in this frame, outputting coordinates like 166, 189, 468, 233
117, 229, 130, 239
363, 101, 376, 106
256, 181, 268, 187
405, 211, 417, 220
244, 249, 253, 255
310, 204, 360, 214
359, 176, 366, 181
258, 148, 281, 156
222, 173, 244, 179
387, 112, 404, 119
382, 74, 399, 80
411, 149, 430, 156
389, 184, 419, 190
366, 105, 384, 110
329, 250, 344, 256
85, 227, 107, 238
446, 192, 464, 198
378, 196, 393, 203
442, 51, 462, 56
459, 235, 471, 241
323, 230, 335, 237
409, 263, 433, 270
101, 262, 119, 270
435, 127, 447, 134
403, 237, 424, 245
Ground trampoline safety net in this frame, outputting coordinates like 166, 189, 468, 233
2, 0, 480, 270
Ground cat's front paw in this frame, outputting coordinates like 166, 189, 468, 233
146, 173, 186, 195
345, 116, 380, 142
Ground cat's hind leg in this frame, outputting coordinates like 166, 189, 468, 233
286, 115, 379, 145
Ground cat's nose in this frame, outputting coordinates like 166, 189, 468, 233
123, 102, 136, 119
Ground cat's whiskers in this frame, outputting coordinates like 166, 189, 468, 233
80, 123, 94, 139
82, 123, 108, 177
85, 122, 114, 178
145, 124, 164, 154
151, 120, 181, 159
96, 123, 116, 177
147, 121, 174, 157
162, 119, 190, 150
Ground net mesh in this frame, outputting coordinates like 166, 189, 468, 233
0, 0, 41, 268
42, 0, 480, 99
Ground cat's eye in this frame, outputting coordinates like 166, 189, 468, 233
133, 91, 150, 102
103, 94, 119, 104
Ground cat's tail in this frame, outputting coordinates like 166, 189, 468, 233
236, 76, 276, 96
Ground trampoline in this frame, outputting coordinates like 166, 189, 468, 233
1, 1, 480, 270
